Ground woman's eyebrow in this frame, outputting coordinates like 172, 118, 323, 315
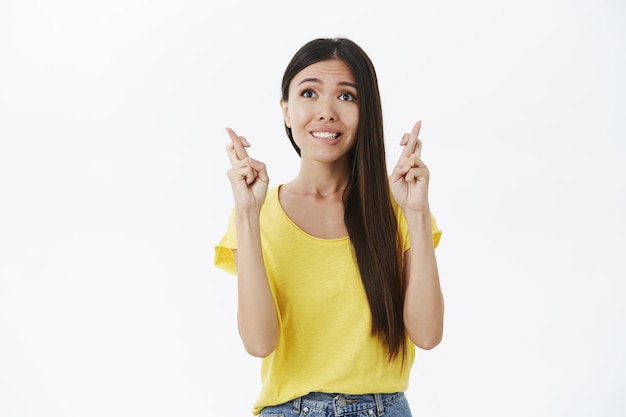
338, 81, 357, 89
297, 78, 357, 89
298, 77, 322, 86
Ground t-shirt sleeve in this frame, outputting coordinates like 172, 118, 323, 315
214, 209, 238, 275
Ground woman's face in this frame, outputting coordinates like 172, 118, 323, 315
280, 59, 359, 165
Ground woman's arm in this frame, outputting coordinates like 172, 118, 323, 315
232, 223, 279, 357
389, 121, 444, 350
225, 128, 279, 357
402, 211, 444, 350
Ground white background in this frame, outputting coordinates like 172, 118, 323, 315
1, 1, 625, 416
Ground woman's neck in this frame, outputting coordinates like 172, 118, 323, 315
287, 159, 350, 197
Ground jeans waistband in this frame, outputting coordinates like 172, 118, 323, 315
292, 392, 403, 416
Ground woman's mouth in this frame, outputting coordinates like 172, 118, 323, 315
311, 131, 340, 140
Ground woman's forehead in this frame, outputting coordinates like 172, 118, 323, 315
292, 59, 355, 85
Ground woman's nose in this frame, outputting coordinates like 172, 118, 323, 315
316, 98, 336, 121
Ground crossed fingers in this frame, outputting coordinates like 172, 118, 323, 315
225, 127, 260, 186
226, 127, 251, 164
397, 121, 428, 182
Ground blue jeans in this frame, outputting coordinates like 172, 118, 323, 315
259, 392, 412, 417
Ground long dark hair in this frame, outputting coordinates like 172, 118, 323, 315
281, 38, 406, 360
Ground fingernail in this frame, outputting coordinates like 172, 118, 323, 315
241, 137, 250, 146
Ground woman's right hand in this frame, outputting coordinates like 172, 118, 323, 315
225, 127, 269, 214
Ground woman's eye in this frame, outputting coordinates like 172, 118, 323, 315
339, 92, 356, 101
302, 89, 316, 98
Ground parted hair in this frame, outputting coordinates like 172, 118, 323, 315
280, 38, 406, 360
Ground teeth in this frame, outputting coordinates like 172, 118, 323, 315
312, 131, 339, 139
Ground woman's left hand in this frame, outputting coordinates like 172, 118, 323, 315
389, 120, 430, 213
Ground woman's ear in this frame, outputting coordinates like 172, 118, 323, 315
280, 98, 291, 128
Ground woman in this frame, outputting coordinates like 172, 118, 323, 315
215, 37, 443, 417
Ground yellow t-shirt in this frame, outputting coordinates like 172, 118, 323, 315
214, 185, 441, 415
